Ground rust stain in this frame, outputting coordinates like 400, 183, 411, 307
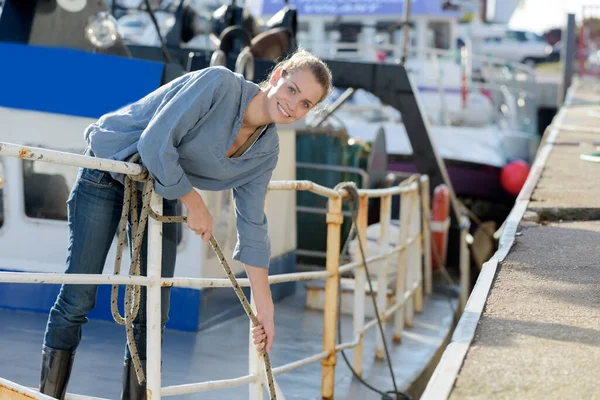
0, 386, 37, 399
146, 388, 152, 400
18, 148, 32, 159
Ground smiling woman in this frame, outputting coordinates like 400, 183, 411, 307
227, 49, 332, 157
260, 49, 333, 113
38, 48, 333, 400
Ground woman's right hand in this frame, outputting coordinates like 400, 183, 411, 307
180, 189, 213, 242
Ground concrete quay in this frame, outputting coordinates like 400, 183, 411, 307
422, 77, 600, 400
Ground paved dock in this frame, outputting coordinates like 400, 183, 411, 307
423, 78, 600, 399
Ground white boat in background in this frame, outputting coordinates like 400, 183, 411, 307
308, 86, 538, 202
245, 0, 541, 203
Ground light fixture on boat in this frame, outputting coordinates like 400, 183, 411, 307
57, 0, 87, 13
84, 12, 119, 50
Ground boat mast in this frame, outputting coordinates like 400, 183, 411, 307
400, 0, 412, 65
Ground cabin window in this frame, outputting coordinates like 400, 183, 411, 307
21, 157, 184, 244
0, 161, 4, 229
22, 159, 78, 221
427, 21, 452, 50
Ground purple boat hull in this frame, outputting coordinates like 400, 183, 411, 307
389, 157, 507, 199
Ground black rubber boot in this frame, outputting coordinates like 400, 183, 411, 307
39, 345, 75, 400
121, 358, 147, 400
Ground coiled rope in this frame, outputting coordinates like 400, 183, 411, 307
109, 154, 277, 399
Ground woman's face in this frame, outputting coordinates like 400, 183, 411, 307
266, 67, 325, 124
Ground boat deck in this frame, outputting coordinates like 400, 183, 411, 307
1, 282, 456, 399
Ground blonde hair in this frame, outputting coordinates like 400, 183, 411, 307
262, 49, 333, 104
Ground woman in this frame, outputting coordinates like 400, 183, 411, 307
39, 49, 332, 400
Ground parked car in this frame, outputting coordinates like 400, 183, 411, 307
477, 29, 553, 67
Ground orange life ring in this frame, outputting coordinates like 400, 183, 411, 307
430, 184, 450, 271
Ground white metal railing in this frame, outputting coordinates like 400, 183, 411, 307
0, 377, 54, 399
0, 142, 448, 400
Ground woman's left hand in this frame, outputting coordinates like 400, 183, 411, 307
252, 308, 275, 354
246, 265, 275, 354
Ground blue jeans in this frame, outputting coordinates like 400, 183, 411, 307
43, 161, 179, 361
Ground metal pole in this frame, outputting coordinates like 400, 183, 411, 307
578, 8, 586, 77
310, 88, 356, 128
250, 194, 267, 400
321, 197, 342, 400
0, 142, 144, 176
393, 192, 410, 343
413, 189, 424, 313
401, 0, 413, 65
559, 13, 576, 105
420, 176, 433, 296
249, 294, 264, 400
146, 192, 163, 399
404, 191, 416, 327
375, 195, 392, 360
295, 162, 370, 189
351, 195, 368, 375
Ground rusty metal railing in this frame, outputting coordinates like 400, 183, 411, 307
0, 142, 445, 400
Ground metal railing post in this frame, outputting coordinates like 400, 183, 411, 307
352, 195, 368, 375
404, 190, 416, 327
393, 193, 410, 343
250, 193, 268, 399
321, 196, 342, 400
249, 294, 264, 400
375, 194, 391, 359
420, 176, 432, 296
147, 191, 163, 399
413, 188, 424, 313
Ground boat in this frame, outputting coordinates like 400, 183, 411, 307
256, 0, 542, 231
0, 1, 483, 399
312, 84, 539, 203
95, 1, 539, 225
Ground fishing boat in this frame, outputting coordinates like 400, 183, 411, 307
0, 1, 464, 399
256, 0, 542, 231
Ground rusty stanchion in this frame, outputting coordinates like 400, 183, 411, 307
321, 196, 342, 400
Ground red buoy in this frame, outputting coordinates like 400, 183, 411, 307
501, 160, 530, 196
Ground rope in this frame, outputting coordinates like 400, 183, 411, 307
109, 155, 277, 399
110, 154, 152, 384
